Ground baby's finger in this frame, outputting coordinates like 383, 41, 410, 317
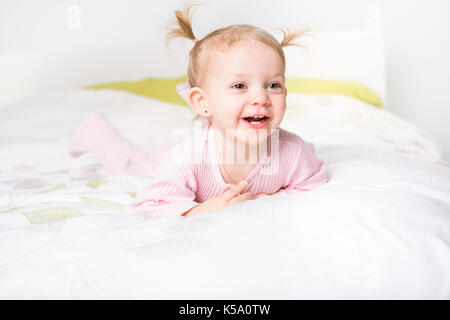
227, 191, 252, 206
222, 180, 248, 201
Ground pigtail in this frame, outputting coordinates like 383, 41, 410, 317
275, 27, 313, 48
164, 2, 203, 48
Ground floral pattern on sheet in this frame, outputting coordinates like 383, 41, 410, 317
0, 156, 221, 271
0, 163, 130, 223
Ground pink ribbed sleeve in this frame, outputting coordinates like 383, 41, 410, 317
275, 137, 328, 196
130, 160, 200, 217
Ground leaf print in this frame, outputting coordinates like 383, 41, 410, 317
86, 180, 109, 189
126, 192, 137, 198
81, 196, 124, 211
20, 208, 83, 224
38, 184, 66, 193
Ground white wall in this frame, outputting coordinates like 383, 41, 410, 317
1, 0, 449, 160
379, 0, 450, 161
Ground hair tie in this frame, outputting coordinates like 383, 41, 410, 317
193, 38, 198, 44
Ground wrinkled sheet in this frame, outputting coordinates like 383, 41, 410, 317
0, 89, 449, 299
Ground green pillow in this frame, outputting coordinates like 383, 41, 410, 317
85, 76, 382, 108
85, 76, 189, 107
285, 77, 382, 108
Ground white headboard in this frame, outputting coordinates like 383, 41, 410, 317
284, 28, 386, 102
0, 27, 386, 108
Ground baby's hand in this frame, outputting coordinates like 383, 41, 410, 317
182, 180, 252, 217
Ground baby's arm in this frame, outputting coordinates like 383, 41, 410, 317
131, 157, 255, 217
275, 139, 328, 196
133, 170, 253, 217
182, 180, 252, 217
131, 160, 200, 217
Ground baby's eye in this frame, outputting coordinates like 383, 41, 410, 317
232, 83, 246, 89
268, 82, 282, 89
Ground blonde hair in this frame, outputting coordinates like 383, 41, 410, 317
164, 1, 311, 88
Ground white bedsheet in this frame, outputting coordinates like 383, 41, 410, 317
0, 89, 449, 299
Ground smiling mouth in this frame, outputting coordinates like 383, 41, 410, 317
241, 116, 270, 129
243, 116, 268, 124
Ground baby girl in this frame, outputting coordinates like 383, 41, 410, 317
68, 3, 328, 218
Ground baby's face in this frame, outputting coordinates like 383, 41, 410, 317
202, 39, 287, 145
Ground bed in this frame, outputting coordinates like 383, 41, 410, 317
0, 27, 449, 299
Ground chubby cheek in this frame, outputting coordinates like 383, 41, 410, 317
278, 105, 287, 122
214, 108, 240, 128
271, 100, 286, 126
228, 106, 246, 126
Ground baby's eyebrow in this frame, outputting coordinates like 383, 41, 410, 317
271, 75, 285, 81
268, 73, 284, 78
229, 73, 251, 78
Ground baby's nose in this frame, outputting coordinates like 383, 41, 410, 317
249, 89, 270, 105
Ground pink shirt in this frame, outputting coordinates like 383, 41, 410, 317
131, 121, 328, 216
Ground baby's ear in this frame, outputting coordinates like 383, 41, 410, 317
188, 87, 208, 117
176, 81, 208, 117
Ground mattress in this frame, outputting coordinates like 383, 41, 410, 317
0, 89, 449, 299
